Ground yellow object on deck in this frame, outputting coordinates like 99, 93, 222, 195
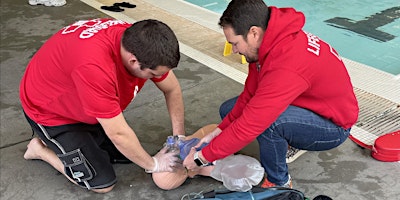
223, 41, 247, 64
223, 41, 232, 56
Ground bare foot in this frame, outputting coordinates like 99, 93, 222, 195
23, 137, 47, 160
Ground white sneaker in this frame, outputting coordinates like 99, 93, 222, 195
286, 146, 307, 163
28, 0, 66, 6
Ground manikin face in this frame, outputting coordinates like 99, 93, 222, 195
121, 46, 170, 79
223, 26, 261, 63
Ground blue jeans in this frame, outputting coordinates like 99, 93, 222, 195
219, 96, 350, 185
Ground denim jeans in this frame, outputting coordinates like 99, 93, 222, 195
219, 96, 350, 185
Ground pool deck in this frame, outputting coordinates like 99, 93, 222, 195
1, 0, 399, 200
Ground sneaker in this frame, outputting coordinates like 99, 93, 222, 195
260, 175, 292, 188
286, 146, 307, 163
28, 0, 66, 6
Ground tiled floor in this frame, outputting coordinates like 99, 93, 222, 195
1, 0, 399, 199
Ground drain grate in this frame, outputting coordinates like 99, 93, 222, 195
351, 87, 400, 146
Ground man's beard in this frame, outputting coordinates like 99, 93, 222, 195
244, 47, 259, 63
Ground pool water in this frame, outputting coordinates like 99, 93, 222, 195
185, 0, 400, 75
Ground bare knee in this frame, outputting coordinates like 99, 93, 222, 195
91, 185, 115, 193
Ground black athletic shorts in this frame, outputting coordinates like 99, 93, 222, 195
24, 113, 130, 190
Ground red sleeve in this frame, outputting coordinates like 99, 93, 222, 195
203, 69, 309, 162
218, 63, 258, 130
150, 71, 169, 82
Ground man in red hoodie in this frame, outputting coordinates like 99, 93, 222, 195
184, 0, 359, 188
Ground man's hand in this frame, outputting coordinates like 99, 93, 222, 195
182, 147, 201, 173
149, 146, 182, 173
194, 127, 222, 149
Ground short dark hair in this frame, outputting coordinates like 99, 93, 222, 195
122, 19, 180, 70
218, 0, 270, 39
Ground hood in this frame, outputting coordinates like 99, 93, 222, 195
258, 6, 305, 64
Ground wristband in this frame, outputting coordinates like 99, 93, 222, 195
194, 151, 211, 167
176, 135, 186, 139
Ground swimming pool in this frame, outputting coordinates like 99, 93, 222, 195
185, 0, 400, 75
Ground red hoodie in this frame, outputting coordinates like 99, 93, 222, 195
202, 7, 359, 162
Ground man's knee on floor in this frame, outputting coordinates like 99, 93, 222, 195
59, 148, 117, 192
92, 184, 115, 193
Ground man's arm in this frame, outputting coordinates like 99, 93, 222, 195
97, 113, 155, 171
154, 70, 185, 136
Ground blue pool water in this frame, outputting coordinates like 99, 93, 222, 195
185, 0, 400, 75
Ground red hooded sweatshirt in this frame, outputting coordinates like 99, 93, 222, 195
202, 7, 359, 162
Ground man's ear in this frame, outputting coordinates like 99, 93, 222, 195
248, 26, 263, 41
128, 53, 137, 63
121, 45, 139, 67
126, 53, 140, 68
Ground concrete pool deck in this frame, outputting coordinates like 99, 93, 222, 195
1, 0, 399, 199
